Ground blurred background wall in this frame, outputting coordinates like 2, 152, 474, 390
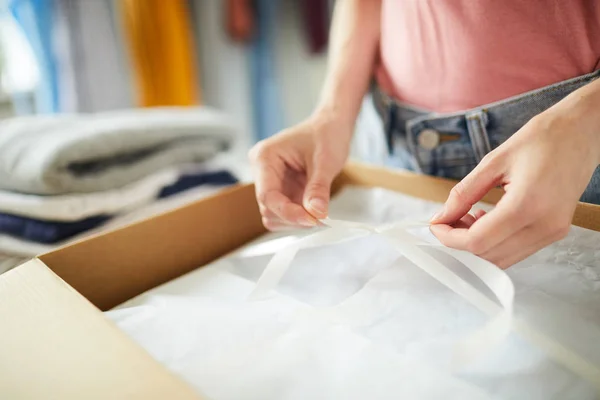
0, 0, 386, 162
0, 1, 327, 137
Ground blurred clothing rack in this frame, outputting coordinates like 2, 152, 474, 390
1, 0, 332, 145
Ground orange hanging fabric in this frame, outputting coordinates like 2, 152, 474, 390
119, 0, 201, 107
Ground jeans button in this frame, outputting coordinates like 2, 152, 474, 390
418, 129, 440, 150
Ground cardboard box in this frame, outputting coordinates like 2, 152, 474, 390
1, 163, 599, 399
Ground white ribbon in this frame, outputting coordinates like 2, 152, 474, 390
248, 218, 600, 390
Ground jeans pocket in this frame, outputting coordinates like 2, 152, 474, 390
421, 139, 478, 181
432, 159, 478, 181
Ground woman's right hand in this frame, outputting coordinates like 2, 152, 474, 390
249, 113, 353, 231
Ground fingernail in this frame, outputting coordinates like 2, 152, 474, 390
430, 207, 445, 222
309, 198, 327, 214
429, 224, 442, 234
298, 217, 317, 227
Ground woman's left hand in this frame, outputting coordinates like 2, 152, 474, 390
430, 92, 600, 268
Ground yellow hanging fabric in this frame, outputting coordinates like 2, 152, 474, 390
119, 0, 201, 107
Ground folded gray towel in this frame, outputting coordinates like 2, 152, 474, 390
0, 107, 237, 194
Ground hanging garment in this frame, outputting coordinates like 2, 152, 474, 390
299, 0, 329, 54
8, 0, 59, 113
52, 0, 133, 112
0, 12, 39, 115
119, 0, 201, 107
189, 0, 254, 150
225, 0, 254, 42
0, 107, 236, 195
0, 169, 237, 244
250, 0, 284, 141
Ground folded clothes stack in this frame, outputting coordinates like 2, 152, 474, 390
0, 106, 241, 273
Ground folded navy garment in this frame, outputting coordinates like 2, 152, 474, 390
158, 170, 237, 198
0, 170, 238, 244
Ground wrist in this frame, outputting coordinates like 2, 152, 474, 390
309, 106, 356, 140
313, 85, 364, 131
536, 108, 600, 167
550, 79, 600, 165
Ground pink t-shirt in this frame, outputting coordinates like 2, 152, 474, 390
375, 0, 600, 113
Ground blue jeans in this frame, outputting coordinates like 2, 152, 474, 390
372, 69, 600, 205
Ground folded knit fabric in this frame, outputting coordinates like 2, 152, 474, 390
0, 161, 236, 221
0, 170, 237, 244
0, 184, 229, 258
0, 107, 236, 194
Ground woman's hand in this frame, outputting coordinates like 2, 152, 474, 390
249, 113, 352, 231
249, 0, 380, 231
430, 98, 600, 268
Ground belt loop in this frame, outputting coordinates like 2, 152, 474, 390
373, 85, 397, 155
386, 103, 397, 154
465, 110, 492, 162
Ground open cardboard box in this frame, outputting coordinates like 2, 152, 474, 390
1, 163, 600, 399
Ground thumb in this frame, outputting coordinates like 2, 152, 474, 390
303, 162, 336, 220
431, 156, 503, 225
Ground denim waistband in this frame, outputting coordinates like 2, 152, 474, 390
371, 70, 600, 204
373, 69, 600, 175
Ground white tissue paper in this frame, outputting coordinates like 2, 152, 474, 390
106, 187, 600, 400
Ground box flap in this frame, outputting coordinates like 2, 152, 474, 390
40, 184, 265, 311
0, 259, 202, 399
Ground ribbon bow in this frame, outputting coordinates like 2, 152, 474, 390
248, 218, 600, 388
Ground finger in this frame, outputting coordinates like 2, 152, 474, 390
259, 207, 286, 225
431, 190, 529, 254
434, 208, 486, 235
464, 191, 530, 253
452, 213, 476, 229
473, 209, 487, 220
259, 204, 282, 220
253, 156, 316, 226
303, 152, 339, 219
260, 208, 310, 231
431, 154, 504, 225
258, 202, 270, 216
262, 190, 317, 227
480, 213, 571, 268
430, 224, 468, 248
431, 223, 553, 269
480, 226, 556, 269
261, 217, 303, 232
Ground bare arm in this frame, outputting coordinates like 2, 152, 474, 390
315, 0, 382, 136
249, 0, 382, 229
